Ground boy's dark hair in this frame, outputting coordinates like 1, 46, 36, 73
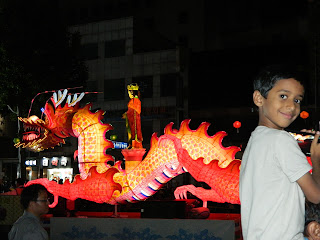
304, 201, 320, 237
20, 184, 47, 209
253, 64, 305, 98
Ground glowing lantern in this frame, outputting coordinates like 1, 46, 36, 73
300, 111, 309, 119
110, 135, 117, 141
233, 121, 241, 133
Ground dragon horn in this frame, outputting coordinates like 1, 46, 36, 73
68, 92, 85, 106
66, 95, 71, 105
53, 92, 58, 104
53, 89, 68, 108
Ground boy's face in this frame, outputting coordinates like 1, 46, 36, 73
254, 78, 304, 130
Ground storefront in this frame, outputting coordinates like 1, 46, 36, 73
25, 156, 73, 182
41, 156, 73, 183
25, 158, 40, 181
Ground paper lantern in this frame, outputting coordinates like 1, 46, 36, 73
300, 111, 309, 119
233, 121, 241, 129
110, 135, 117, 141
233, 121, 241, 133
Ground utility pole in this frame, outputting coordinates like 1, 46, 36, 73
7, 105, 21, 178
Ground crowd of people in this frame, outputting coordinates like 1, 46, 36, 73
0, 178, 26, 195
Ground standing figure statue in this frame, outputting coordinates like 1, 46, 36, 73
123, 83, 143, 148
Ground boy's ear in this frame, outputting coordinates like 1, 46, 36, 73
307, 221, 320, 240
253, 90, 264, 107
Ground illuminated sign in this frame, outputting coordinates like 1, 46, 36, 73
61, 157, 68, 166
112, 141, 128, 149
51, 157, 58, 166
25, 160, 37, 166
41, 156, 71, 168
42, 157, 49, 167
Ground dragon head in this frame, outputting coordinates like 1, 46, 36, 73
16, 100, 79, 152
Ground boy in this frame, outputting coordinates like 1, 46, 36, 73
239, 65, 320, 239
8, 184, 49, 240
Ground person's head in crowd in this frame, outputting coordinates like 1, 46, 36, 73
20, 184, 49, 218
305, 201, 320, 240
15, 178, 24, 187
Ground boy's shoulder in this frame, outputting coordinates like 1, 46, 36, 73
252, 126, 294, 142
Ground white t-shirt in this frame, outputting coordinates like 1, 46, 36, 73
240, 126, 312, 240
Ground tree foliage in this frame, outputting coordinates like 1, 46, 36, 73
0, 45, 35, 117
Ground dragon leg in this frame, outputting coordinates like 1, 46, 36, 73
162, 131, 240, 205
174, 185, 226, 207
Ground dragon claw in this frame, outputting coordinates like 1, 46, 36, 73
49, 194, 59, 208
174, 185, 196, 200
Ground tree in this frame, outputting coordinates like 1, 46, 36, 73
0, 45, 35, 117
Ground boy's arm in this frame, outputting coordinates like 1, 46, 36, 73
297, 173, 320, 204
297, 132, 320, 204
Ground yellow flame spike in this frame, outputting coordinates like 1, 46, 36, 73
196, 121, 211, 132
164, 122, 175, 135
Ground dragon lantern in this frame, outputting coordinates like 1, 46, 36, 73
16, 90, 241, 208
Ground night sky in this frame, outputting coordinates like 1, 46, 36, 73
0, 0, 318, 130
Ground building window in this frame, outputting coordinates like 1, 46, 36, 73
132, 76, 153, 98
105, 40, 126, 58
80, 43, 98, 60
104, 78, 125, 100
160, 73, 177, 97
141, 120, 153, 145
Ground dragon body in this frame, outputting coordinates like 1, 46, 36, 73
18, 90, 241, 207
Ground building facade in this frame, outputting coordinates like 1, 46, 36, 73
68, 17, 188, 149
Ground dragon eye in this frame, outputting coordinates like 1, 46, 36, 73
29, 115, 39, 122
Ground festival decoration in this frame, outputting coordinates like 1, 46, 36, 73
233, 121, 241, 133
300, 111, 309, 119
110, 135, 117, 141
122, 83, 143, 149
18, 89, 241, 208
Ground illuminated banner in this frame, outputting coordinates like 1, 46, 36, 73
41, 156, 71, 168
